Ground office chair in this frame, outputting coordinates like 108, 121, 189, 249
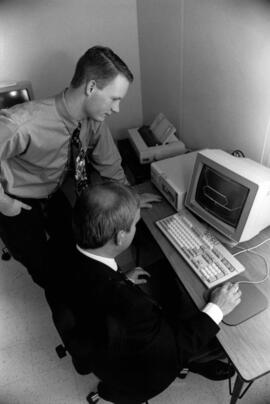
1, 246, 11, 260
45, 287, 150, 404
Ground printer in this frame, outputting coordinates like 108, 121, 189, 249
128, 113, 186, 164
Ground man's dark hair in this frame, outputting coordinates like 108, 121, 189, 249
71, 45, 134, 89
73, 182, 140, 249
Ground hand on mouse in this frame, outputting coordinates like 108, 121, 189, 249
210, 282, 242, 316
125, 266, 151, 285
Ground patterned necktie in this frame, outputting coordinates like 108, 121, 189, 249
71, 122, 88, 194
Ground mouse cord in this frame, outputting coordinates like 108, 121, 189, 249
232, 237, 270, 285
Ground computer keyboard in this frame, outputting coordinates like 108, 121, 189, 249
156, 210, 245, 289
138, 125, 162, 147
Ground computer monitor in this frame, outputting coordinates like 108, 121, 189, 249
0, 81, 33, 109
185, 149, 270, 243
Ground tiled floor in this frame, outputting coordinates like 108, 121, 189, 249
0, 239, 270, 404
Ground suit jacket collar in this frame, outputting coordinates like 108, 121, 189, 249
76, 244, 118, 271
75, 248, 122, 281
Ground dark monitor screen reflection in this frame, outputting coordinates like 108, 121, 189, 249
0, 88, 31, 109
195, 164, 250, 228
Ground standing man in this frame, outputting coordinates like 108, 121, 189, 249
0, 45, 159, 287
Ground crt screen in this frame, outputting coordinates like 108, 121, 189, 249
195, 164, 250, 228
0, 89, 30, 109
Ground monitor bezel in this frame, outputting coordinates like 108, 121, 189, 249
185, 152, 258, 242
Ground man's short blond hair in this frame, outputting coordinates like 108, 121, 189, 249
73, 182, 140, 249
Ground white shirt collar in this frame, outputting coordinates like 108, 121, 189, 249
76, 245, 118, 271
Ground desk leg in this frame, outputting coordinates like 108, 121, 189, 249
230, 374, 244, 404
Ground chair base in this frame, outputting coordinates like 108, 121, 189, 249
178, 367, 189, 379
1, 247, 11, 261
55, 344, 67, 358
87, 392, 100, 403
86, 392, 149, 404
56, 343, 149, 403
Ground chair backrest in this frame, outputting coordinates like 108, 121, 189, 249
45, 287, 95, 375
45, 289, 75, 340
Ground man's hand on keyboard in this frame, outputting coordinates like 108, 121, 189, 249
210, 282, 242, 316
139, 193, 162, 209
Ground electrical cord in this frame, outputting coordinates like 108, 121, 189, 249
231, 149, 245, 158
232, 237, 270, 285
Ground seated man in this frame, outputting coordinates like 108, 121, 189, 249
64, 182, 241, 402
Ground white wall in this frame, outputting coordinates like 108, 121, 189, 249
3, 1, 270, 159
182, 0, 270, 164
0, 0, 142, 139
137, 0, 270, 165
137, 0, 183, 130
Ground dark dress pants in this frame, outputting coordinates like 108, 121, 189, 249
0, 190, 74, 288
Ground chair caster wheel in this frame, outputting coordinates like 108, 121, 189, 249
2, 247, 11, 261
178, 367, 189, 379
55, 344, 67, 358
86, 392, 100, 403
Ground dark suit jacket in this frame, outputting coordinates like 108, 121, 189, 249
61, 248, 219, 400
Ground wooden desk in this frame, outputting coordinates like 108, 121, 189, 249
137, 181, 270, 404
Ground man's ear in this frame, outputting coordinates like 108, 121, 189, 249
115, 230, 126, 246
86, 80, 96, 96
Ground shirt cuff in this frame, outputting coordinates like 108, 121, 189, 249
202, 302, 223, 325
